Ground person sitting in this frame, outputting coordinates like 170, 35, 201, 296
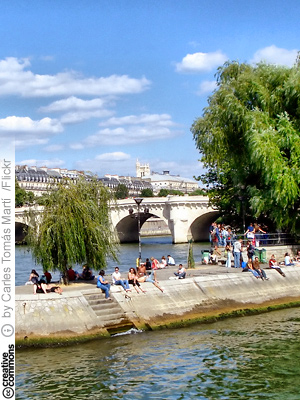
174, 264, 186, 279
128, 268, 146, 293
67, 266, 77, 281
150, 257, 159, 270
253, 256, 268, 280
112, 267, 131, 292
26, 269, 39, 285
44, 270, 52, 284
78, 264, 95, 280
244, 259, 260, 278
210, 246, 222, 264
167, 255, 175, 266
269, 254, 286, 277
97, 270, 111, 300
33, 280, 48, 294
145, 258, 152, 270
158, 256, 167, 269
137, 269, 164, 292
284, 252, 295, 266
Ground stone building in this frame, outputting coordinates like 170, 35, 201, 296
136, 160, 199, 194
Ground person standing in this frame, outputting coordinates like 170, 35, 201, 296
225, 243, 232, 268
233, 239, 243, 268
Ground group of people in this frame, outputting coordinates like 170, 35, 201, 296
27, 269, 63, 295
97, 262, 165, 300
209, 221, 267, 249
137, 255, 176, 270
67, 264, 95, 281
96, 254, 184, 299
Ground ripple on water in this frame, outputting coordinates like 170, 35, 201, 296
16, 308, 300, 399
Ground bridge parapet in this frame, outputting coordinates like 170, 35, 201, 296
15, 196, 218, 243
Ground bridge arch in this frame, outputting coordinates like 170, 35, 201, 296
189, 211, 220, 242
15, 196, 217, 244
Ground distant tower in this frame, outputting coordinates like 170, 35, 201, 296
136, 159, 150, 178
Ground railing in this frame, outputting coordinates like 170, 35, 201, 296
237, 232, 298, 247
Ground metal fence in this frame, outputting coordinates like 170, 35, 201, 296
238, 232, 298, 247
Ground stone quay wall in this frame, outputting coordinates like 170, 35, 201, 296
15, 264, 300, 344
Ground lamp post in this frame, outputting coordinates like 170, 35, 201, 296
134, 197, 143, 261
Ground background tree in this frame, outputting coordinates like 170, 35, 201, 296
115, 183, 129, 199
188, 188, 206, 196
140, 188, 154, 197
191, 59, 300, 232
158, 189, 185, 197
26, 178, 119, 283
15, 179, 35, 207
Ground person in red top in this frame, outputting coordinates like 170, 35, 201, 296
150, 257, 159, 270
44, 270, 52, 283
67, 267, 77, 281
269, 254, 286, 277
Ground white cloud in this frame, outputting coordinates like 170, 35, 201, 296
176, 50, 227, 73
0, 57, 151, 97
60, 109, 114, 124
40, 96, 109, 112
0, 116, 63, 149
95, 152, 131, 161
197, 80, 217, 95
0, 116, 63, 133
81, 126, 176, 147
70, 113, 180, 148
15, 138, 49, 149
99, 113, 176, 127
251, 45, 299, 67
18, 158, 65, 168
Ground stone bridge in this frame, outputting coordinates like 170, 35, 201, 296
15, 196, 218, 244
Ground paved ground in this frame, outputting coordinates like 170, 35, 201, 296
16, 262, 269, 295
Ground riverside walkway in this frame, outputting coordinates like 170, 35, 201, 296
15, 258, 300, 347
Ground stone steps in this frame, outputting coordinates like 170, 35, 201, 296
82, 291, 134, 331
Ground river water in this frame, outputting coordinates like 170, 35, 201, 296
15, 236, 210, 286
15, 237, 300, 399
16, 307, 300, 399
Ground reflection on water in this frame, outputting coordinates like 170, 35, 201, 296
16, 308, 300, 399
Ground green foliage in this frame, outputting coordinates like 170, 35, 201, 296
188, 188, 206, 196
15, 179, 35, 207
26, 178, 119, 278
114, 183, 129, 199
140, 188, 154, 197
191, 59, 300, 232
158, 189, 185, 197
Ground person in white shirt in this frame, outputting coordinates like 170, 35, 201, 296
233, 239, 243, 268
112, 267, 131, 292
174, 264, 186, 279
167, 255, 175, 266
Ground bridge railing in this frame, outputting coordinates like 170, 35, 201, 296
237, 232, 298, 247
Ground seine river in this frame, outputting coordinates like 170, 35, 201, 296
15, 237, 300, 399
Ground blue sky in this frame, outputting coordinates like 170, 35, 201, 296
0, 0, 299, 179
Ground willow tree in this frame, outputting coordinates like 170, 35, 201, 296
191, 57, 300, 232
26, 177, 119, 282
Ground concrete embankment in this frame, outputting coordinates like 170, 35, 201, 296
15, 263, 300, 346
